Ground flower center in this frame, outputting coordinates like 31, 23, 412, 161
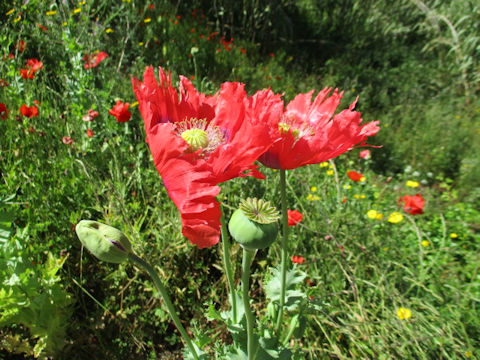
239, 198, 280, 224
175, 118, 224, 155
278, 115, 314, 140
181, 128, 209, 152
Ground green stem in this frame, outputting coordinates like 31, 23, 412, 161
242, 248, 256, 360
221, 211, 238, 323
128, 253, 200, 360
275, 169, 289, 334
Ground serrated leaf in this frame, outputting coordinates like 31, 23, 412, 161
265, 266, 307, 310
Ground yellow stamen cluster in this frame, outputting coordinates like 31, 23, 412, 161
176, 118, 224, 155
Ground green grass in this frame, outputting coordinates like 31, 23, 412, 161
1, 0, 479, 359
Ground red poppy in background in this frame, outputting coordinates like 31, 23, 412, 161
83, 51, 108, 69
347, 170, 365, 182
108, 100, 131, 122
20, 68, 35, 79
26, 58, 43, 72
86, 129, 94, 138
62, 136, 73, 145
399, 194, 425, 215
16, 40, 26, 52
0, 79, 8, 87
0, 103, 8, 120
359, 149, 371, 159
287, 210, 303, 226
291, 255, 305, 264
258, 88, 380, 170
19, 104, 38, 118
132, 66, 281, 248
83, 109, 99, 122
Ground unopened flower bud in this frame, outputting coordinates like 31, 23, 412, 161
228, 198, 279, 250
76, 220, 132, 263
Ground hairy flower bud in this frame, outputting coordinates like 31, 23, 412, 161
76, 220, 132, 263
228, 198, 279, 250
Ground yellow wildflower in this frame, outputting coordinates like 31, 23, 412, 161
319, 162, 329, 168
13, 16, 21, 22
367, 210, 378, 219
6, 8, 15, 15
353, 194, 366, 199
388, 212, 404, 224
326, 170, 334, 176
46, 10, 57, 16
397, 307, 412, 320
376, 213, 383, 220
465, 351, 473, 358
450, 233, 458, 238
78, 1, 86, 4
421, 240, 430, 247
310, 186, 317, 192
138, 42, 144, 46
343, 184, 352, 190
131, 101, 139, 108
105, 28, 114, 33
306, 194, 320, 201
406, 180, 420, 188
144, 17, 151, 23
73, 8, 81, 13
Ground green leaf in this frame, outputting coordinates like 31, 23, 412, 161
265, 266, 307, 310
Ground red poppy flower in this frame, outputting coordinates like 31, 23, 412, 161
19, 104, 38, 118
20, 68, 35, 79
0, 103, 8, 120
16, 40, 26, 52
62, 136, 74, 145
258, 89, 380, 169
132, 66, 281, 248
0, 79, 8, 87
399, 194, 425, 215
287, 210, 303, 226
83, 51, 108, 69
83, 109, 99, 122
291, 255, 305, 264
86, 129, 94, 137
26, 58, 43, 72
359, 149, 371, 159
108, 100, 131, 122
347, 170, 365, 182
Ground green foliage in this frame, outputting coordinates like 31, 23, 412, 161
0, 225, 73, 358
0, 0, 479, 358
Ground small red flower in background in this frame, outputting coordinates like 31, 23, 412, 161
16, 40, 26, 52
83, 109, 99, 122
0, 103, 8, 120
240, 48, 247, 54
83, 51, 108, 69
291, 255, 305, 264
37, 24, 48, 31
287, 210, 303, 226
62, 136, 74, 145
86, 129, 94, 138
399, 194, 425, 215
19, 104, 38, 118
20, 68, 35, 79
0, 79, 8, 87
347, 170, 365, 182
26, 58, 43, 72
108, 100, 131, 122
359, 149, 371, 159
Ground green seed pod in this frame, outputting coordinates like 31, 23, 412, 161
228, 198, 279, 250
76, 220, 132, 263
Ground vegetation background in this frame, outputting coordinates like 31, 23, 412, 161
0, 0, 479, 359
